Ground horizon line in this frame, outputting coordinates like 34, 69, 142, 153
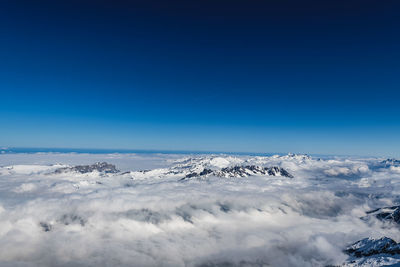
0, 146, 386, 158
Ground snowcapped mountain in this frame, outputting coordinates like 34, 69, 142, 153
128, 156, 294, 180
364, 205, 400, 225
182, 165, 293, 179
54, 162, 119, 174
344, 205, 400, 266
40, 155, 295, 181
343, 237, 400, 266
346, 237, 400, 257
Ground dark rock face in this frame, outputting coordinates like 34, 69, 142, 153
182, 165, 293, 179
55, 162, 119, 174
199, 168, 213, 176
345, 237, 400, 257
267, 166, 293, 177
365, 205, 400, 224
216, 165, 294, 178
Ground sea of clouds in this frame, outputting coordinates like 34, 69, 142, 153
0, 153, 399, 267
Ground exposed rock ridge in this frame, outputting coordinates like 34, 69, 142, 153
55, 162, 119, 174
182, 165, 293, 180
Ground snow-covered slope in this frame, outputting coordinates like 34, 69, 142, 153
182, 165, 293, 179
343, 237, 400, 266
54, 162, 120, 174
127, 155, 294, 180
363, 205, 400, 225
346, 237, 400, 257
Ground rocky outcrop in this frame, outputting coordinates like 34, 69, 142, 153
182, 165, 293, 180
365, 205, 400, 225
345, 237, 400, 257
54, 162, 119, 174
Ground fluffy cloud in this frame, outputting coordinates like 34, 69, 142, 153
0, 153, 399, 266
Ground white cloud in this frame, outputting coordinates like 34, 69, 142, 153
0, 153, 399, 266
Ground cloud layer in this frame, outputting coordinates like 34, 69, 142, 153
0, 153, 399, 266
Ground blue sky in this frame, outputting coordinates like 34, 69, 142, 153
1, 0, 399, 156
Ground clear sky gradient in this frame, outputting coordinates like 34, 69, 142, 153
1, 0, 399, 156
